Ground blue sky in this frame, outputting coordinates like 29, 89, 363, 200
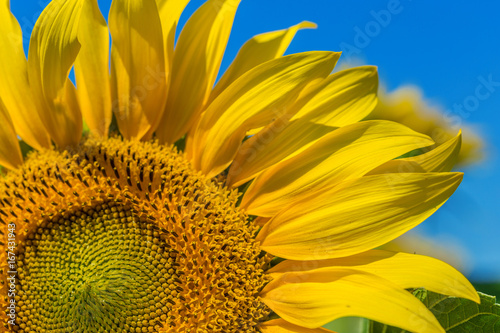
10, 0, 500, 280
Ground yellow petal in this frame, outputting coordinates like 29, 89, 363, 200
255, 217, 271, 227
0, 0, 51, 151
368, 131, 462, 175
257, 172, 462, 260
27, 0, 83, 148
156, 0, 241, 144
260, 319, 335, 333
241, 120, 434, 217
190, 51, 340, 178
269, 250, 479, 303
246, 65, 376, 137
227, 120, 336, 187
146, 0, 190, 140
261, 268, 444, 332
74, 0, 111, 137
227, 66, 379, 187
210, 21, 317, 103
156, 0, 191, 68
0, 99, 23, 170
289, 66, 379, 127
109, 0, 167, 139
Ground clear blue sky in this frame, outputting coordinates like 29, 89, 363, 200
10, 0, 500, 281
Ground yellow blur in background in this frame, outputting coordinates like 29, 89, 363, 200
368, 85, 483, 166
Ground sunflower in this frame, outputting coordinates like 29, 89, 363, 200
0, 0, 479, 332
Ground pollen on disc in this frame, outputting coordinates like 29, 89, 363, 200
15, 202, 177, 333
0, 137, 271, 332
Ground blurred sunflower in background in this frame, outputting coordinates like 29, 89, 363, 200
369, 85, 484, 166
0, 0, 480, 332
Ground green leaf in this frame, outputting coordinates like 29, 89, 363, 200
19, 140, 34, 157
370, 289, 500, 333
174, 135, 186, 152
324, 317, 369, 333
473, 283, 500, 299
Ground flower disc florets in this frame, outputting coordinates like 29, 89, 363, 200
0, 137, 270, 332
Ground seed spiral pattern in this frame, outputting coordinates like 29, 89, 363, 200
0, 137, 271, 332
16, 203, 177, 332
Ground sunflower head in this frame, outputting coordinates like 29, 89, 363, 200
0, 0, 479, 332
1, 138, 271, 332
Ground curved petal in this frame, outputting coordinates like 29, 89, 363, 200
228, 66, 379, 187
241, 120, 434, 217
261, 268, 444, 332
260, 319, 335, 333
256, 172, 462, 260
227, 120, 336, 187
189, 51, 340, 178
368, 131, 462, 175
269, 250, 479, 303
74, 0, 111, 137
0, 99, 23, 170
289, 66, 379, 127
144, 0, 190, 140
27, 0, 84, 148
109, 0, 167, 139
0, 0, 50, 150
156, 0, 190, 68
156, 0, 241, 144
210, 21, 317, 103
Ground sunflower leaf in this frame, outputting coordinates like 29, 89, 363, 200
369, 289, 500, 333
324, 317, 369, 333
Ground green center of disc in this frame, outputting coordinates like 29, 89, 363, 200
16, 203, 178, 333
